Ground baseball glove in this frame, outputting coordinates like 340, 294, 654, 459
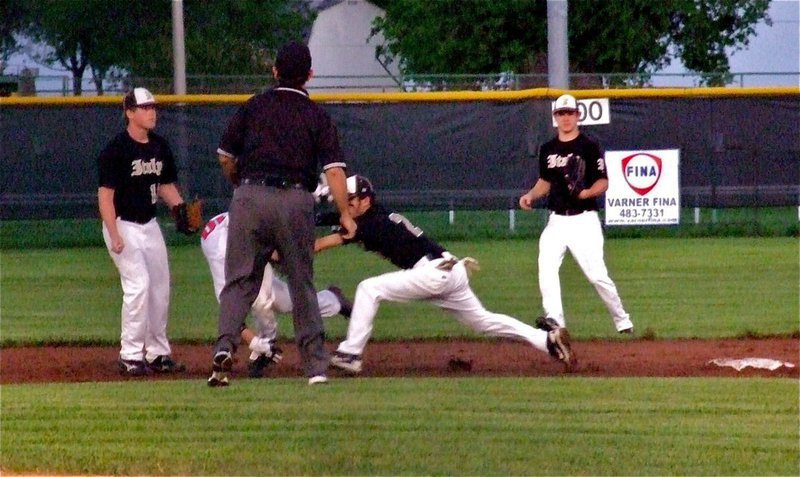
563, 155, 586, 199
171, 199, 203, 235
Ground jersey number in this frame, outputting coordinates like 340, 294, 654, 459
389, 212, 423, 237
149, 184, 158, 204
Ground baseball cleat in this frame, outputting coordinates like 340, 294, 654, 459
147, 355, 187, 373
118, 358, 148, 377
618, 326, 634, 334
208, 350, 233, 387
308, 375, 329, 385
330, 351, 362, 374
248, 344, 283, 378
327, 285, 352, 318
546, 327, 575, 372
534, 316, 560, 332
207, 371, 229, 387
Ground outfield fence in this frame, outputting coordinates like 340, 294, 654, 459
2, 87, 797, 226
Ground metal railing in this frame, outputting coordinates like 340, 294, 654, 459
6, 72, 799, 97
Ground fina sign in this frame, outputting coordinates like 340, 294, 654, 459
551, 98, 610, 126
604, 149, 680, 226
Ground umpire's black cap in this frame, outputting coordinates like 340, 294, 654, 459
347, 175, 375, 200
275, 41, 312, 83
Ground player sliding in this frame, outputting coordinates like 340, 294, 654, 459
315, 175, 575, 374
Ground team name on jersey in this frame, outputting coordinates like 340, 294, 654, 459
130, 158, 163, 177
546, 153, 577, 169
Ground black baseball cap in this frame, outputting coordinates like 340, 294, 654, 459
347, 175, 375, 199
274, 41, 312, 82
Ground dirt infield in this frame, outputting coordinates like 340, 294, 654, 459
1, 337, 797, 384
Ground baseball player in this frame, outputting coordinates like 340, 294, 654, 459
519, 93, 633, 334
97, 87, 190, 376
200, 210, 352, 377
316, 175, 575, 374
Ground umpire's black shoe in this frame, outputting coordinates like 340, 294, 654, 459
534, 316, 559, 332
118, 358, 148, 377
147, 355, 187, 373
546, 327, 576, 372
208, 350, 233, 387
327, 285, 353, 318
247, 345, 283, 378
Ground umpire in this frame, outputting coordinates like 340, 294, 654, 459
209, 41, 356, 386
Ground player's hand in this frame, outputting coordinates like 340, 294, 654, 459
109, 234, 125, 254
339, 215, 357, 240
519, 194, 534, 210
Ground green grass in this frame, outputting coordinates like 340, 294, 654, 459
1, 207, 797, 250
1, 237, 797, 345
1, 235, 798, 476
2, 378, 796, 476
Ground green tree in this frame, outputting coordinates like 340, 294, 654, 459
0, 0, 29, 71
370, 0, 771, 85
14, 0, 314, 95
118, 0, 315, 79
20, 0, 164, 95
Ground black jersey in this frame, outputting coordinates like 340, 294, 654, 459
343, 204, 446, 270
538, 133, 607, 214
97, 131, 178, 224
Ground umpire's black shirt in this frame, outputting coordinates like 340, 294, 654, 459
217, 87, 345, 189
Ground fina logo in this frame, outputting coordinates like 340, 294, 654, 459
621, 153, 662, 196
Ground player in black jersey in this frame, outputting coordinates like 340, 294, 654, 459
97, 87, 189, 376
519, 94, 633, 334
316, 175, 575, 374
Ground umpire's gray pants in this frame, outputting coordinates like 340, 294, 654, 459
215, 184, 329, 377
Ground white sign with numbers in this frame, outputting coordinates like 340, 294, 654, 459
551, 98, 610, 126
604, 149, 681, 226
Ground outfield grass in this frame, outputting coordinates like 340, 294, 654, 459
1, 237, 797, 345
1, 207, 797, 250
1, 235, 798, 476
1, 378, 796, 476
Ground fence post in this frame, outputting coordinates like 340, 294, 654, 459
448, 200, 455, 225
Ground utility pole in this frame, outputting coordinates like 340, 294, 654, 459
172, 0, 187, 94
547, 0, 569, 89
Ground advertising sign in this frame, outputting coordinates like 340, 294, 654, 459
605, 149, 680, 225
551, 98, 610, 126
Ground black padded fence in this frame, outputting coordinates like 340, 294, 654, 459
1, 93, 797, 220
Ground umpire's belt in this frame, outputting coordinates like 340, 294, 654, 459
553, 209, 589, 216
242, 177, 305, 189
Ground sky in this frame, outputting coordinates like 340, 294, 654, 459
4, 0, 799, 91
652, 0, 799, 86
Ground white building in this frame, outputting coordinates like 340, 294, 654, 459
307, 0, 402, 92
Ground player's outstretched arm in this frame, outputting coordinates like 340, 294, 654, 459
314, 233, 344, 253
324, 167, 356, 239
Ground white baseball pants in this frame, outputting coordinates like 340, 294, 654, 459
337, 255, 549, 357
102, 218, 172, 361
538, 211, 633, 332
